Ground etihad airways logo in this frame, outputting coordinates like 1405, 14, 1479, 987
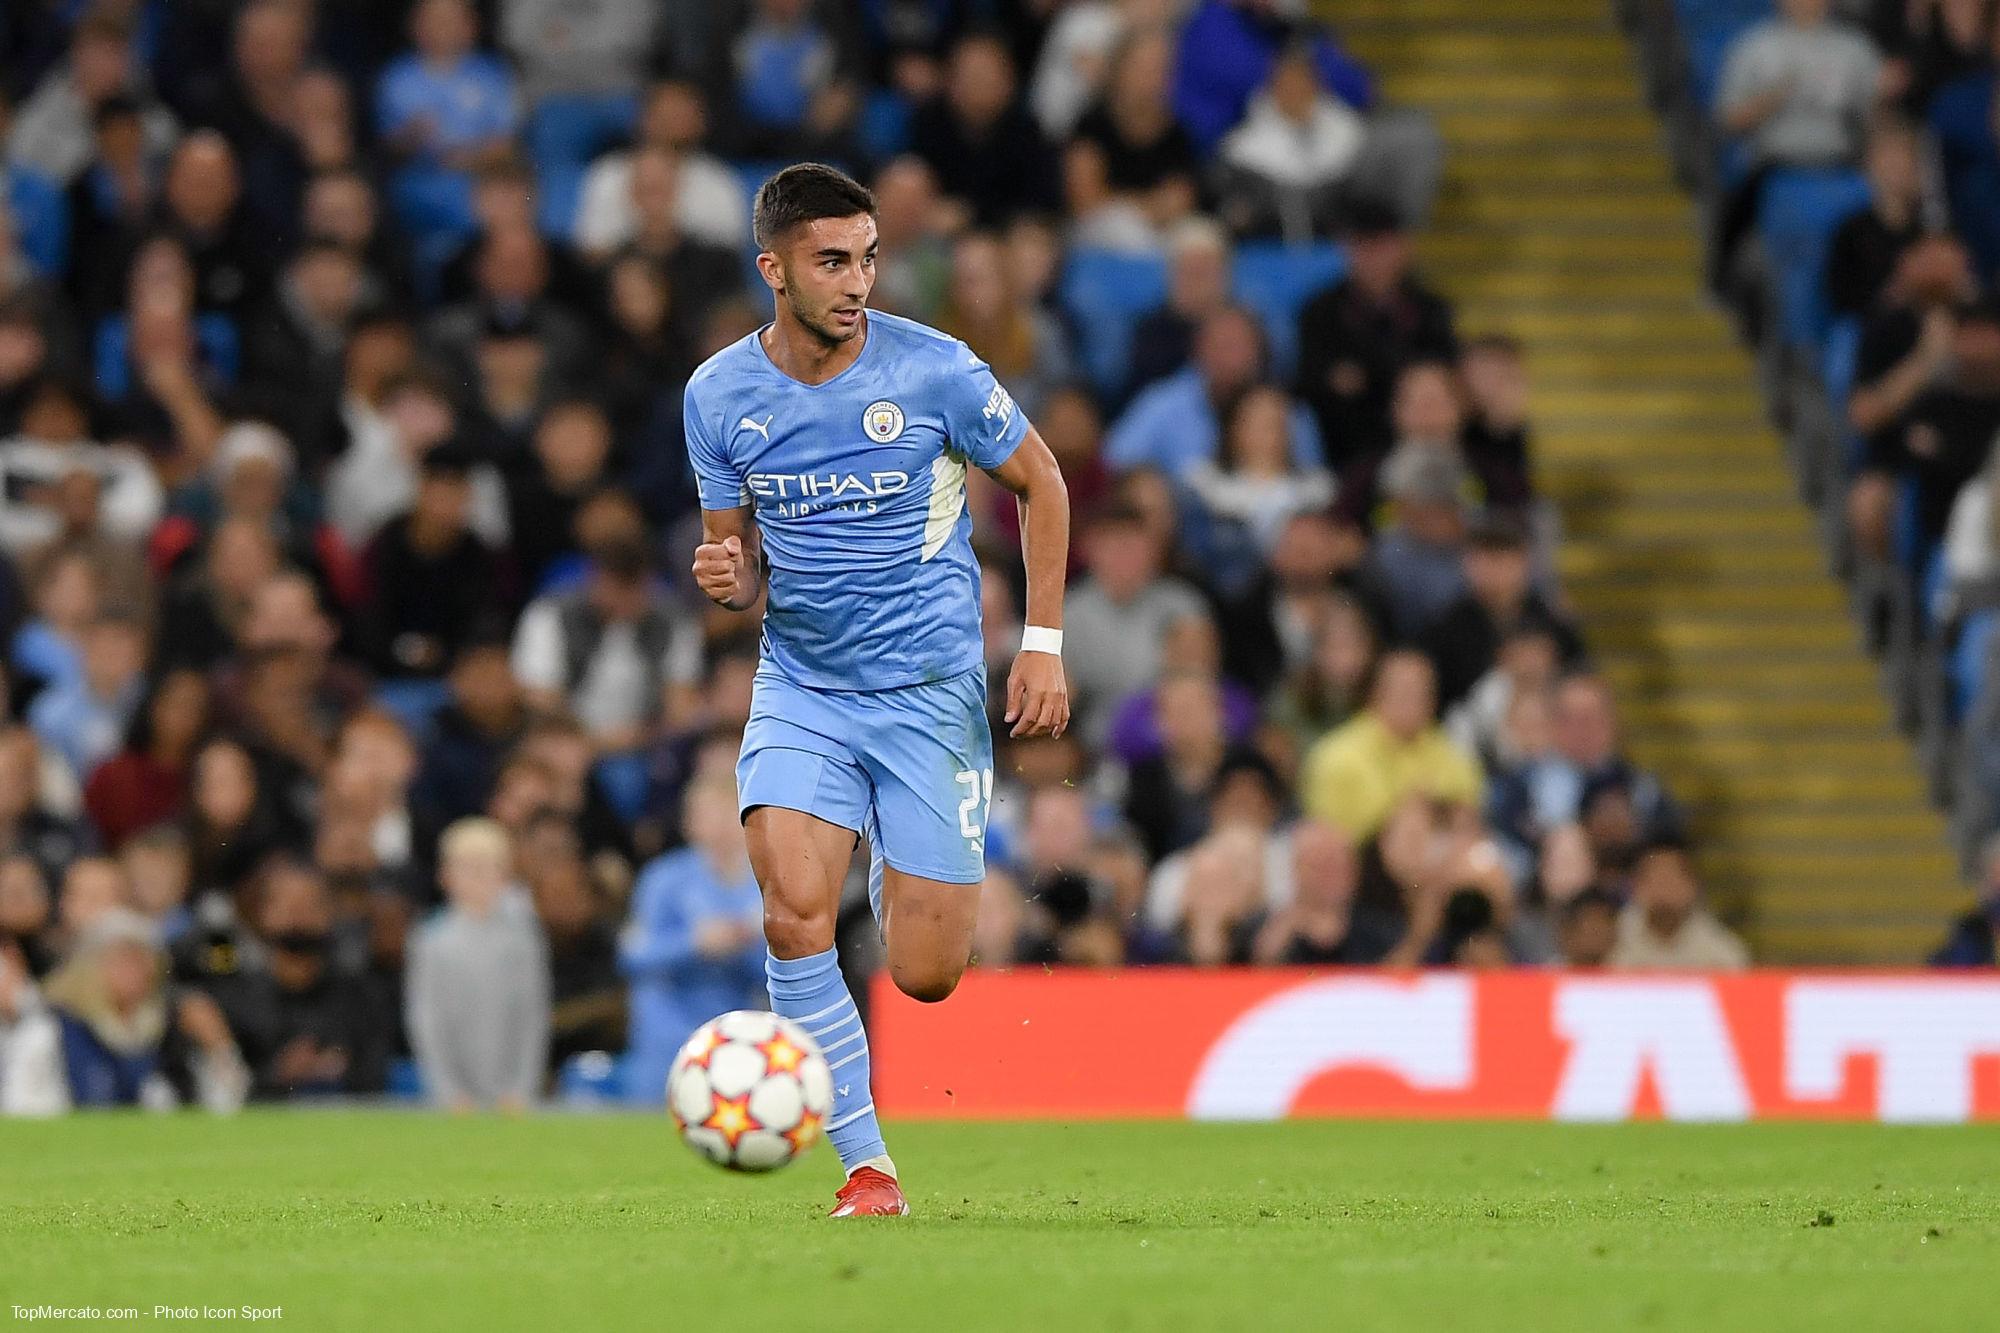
746, 470, 911, 517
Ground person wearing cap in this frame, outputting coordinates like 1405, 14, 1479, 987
1300, 647, 1481, 842
1358, 444, 1473, 641
1295, 201, 1458, 461
0, 906, 249, 1114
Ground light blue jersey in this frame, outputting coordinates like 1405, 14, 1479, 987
682, 311, 1031, 692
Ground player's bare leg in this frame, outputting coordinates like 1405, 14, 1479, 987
878, 866, 981, 1004
745, 805, 908, 1217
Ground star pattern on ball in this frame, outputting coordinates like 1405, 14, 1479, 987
701, 1091, 756, 1150
682, 1025, 727, 1069
757, 1032, 807, 1076
783, 1108, 823, 1155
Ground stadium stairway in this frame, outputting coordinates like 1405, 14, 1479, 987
1332, 0, 1967, 960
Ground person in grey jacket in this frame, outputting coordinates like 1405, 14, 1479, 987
405, 818, 550, 1111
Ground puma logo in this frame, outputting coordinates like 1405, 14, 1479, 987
738, 414, 773, 440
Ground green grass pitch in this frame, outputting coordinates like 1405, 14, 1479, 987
4, 1113, 1998, 1331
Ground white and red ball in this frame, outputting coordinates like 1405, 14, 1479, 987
667, 1010, 833, 1172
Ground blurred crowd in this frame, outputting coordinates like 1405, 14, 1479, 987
1695, 0, 2000, 965
0, 0, 1751, 1114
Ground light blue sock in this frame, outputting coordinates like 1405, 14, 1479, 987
765, 947, 886, 1170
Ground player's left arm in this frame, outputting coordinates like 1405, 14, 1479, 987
985, 426, 1070, 740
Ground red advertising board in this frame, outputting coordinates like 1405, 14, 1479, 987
871, 970, 2000, 1122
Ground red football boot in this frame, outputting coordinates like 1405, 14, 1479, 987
829, 1167, 908, 1218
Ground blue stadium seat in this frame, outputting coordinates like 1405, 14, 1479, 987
1930, 72, 2000, 279
1756, 167, 1870, 354
592, 751, 650, 824
5, 167, 68, 279
386, 1057, 425, 1101
1951, 608, 2000, 722
1230, 241, 1346, 379
371, 679, 452, 739
858, 90, 913, 162
1676, 0, 1770, 113
1820, 317, 1865, 474
1058, 247, 1169, 396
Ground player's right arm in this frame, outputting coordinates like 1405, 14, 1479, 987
693, 506, 764, 612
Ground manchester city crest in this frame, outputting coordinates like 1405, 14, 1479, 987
863, 400, 905, 442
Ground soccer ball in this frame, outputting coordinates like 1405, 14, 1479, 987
667, 1010, 833, 1172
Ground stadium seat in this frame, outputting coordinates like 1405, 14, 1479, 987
371, 679, 452, 739
1057, 247, 1169, 396
858, 90, 913, 162
1951, 608, 2000, 722
1674, 0, 1770, 115
5, 167, 68, 279
1230, 241, 1347, 379
1755, 167, 1870, 354
1819, 317, 1865, 473
1930, 72, 2000, 279
386, 1057, 426, 1101
592, 752, 650, 824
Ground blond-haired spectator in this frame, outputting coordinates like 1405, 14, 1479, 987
405, 818, 549, 1111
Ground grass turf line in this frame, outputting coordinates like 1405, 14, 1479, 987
3, 1113, 1997, 1331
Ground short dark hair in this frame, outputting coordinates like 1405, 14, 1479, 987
753, 163, 876, 250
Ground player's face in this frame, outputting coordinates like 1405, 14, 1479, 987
768, 214, 878, 346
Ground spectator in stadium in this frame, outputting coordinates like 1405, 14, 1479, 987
175, 0, 315, 247
1420, 514, 1581, 710
522, 818, 624, 1071
120, 823, 192, 946
1825, 115, 1927, 320
575, 80, 751, 256
1709, 0, 1884, 286
912, 32, 1063, 228
0, 727, 87, 888
1185, 382, 1336, 577
606, 148, 746, 338
1608, 839, 1749, 970
26, 611, 145, 785
12, 546, 97, 692
1122, 677, 1271, 863
1106, 305, 1320, 477
1555, 887, 1620, 968
1458, 335, 1538, 514
936, 230, 1074, 421
183, 735, 300, 898
150, 517, 279, 674
359, 446, 502, 683
406, 817, 548, 1110
411, 638, 529, 829
0, 853, 56, 978
1930, 832, 2000, 966
6, 13, 177, 188
1488, 672, 1681, 872
1358, 447, 1472, 640
1297, 202, 1457, 465
1, 906, 248, 1114
1125, 215, 1231, 396
1301, 649, 1482, 841
1065, 24, 1200, 251
155, 131, 274, 323
501, 0, 656, 179
1851, 293, 2000, 566
1217, 40, 1366, 243
235, 858, 392, 1099
720, 0, 861, 162
1167, 820, 1268, 965
56, 855, 124, 953
375, 0, 522, 243
1063, 504, 1210, 744
241, 239, 370, 420
511, 536, 703, 753
0, 378, 163, 559
1264, 591, 1377, 763
619, 773, 764, 1106
1249, 817, 1397, 964
1445, 626, 1560, 778
1106, 612, 1259, 765
325, 368, 509, 551
865, 155, 952, 322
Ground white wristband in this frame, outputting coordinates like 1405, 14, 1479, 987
1020, 626, 1063, 656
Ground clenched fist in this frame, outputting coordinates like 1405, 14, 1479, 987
693, 534, 758, 610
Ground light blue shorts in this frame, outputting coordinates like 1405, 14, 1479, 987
737, 663, 992, 920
